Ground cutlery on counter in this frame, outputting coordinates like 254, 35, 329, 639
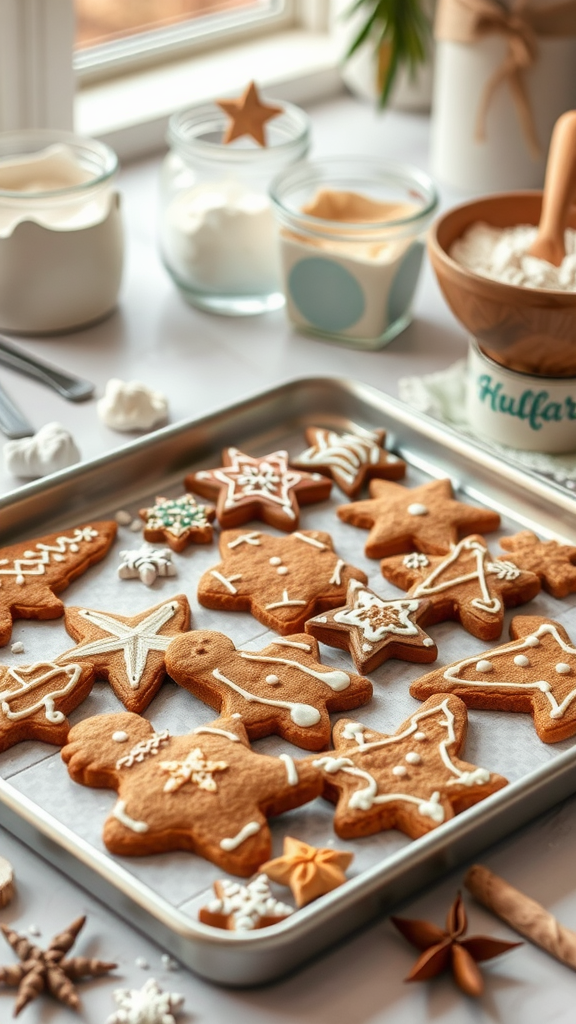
0, 334, 95, 402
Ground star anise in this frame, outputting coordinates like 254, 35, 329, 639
391, 893, 521, 997
0, 915, 116, 1016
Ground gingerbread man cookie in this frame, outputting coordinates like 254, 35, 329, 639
306, 579, 437, 674
499, 530, 576, 599
337, 478, 500, 559
0, 658, 95, 753
197, 528, 367, 635
185, 447, 331, 531
380, 536, 540, 641
165, 630, 372, 751
311, 694, 507, 840
291, 426, 406, 498
410, 615, 576, 743
139, 494, 215, 553
61, 713, 322, 876
60, 596, 190, 713
0, 521, 117, 647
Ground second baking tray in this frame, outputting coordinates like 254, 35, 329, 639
1, 376, 576, 986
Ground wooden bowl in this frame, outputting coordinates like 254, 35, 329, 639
428, 192, 576, 377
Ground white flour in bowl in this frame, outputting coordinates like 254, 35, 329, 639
449, 221, 576, 290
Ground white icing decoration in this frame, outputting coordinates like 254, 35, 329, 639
272, 639, 311, 651
277, 566, 288, 576
97, 378, 168, 431
407, 503, 428, 516
403, 552, 430, 569
447, 768, 490, 787
61, 601, 179, 689
525, 635, 540, 647
193, 726, 240, 742
362, 643, 371, 652
412, 537, 504, 615
333, 581, 424, 644
514, 655, 530, 667
108, 978, 184, 1024
206, 876, 293, 931
112, 730, 129, 743
476, 660, 493, 672
392, 765, 407, 777
405, 752, 421, 765
210, 570, 242, 594
159, 748, 228, 793
118, 544, 176, 586
279, 753, 299, 785
486, 559, 521, 581
294, 427, 383, 487
0, 528, 98, 584
292, 532, 327, 549
423, 638, 435, 647
227, 532, 261, 548
209, 449, 300, 519
418, 792, 444, 823
212, 668, 321, 727
112, 798, 149, 833
414, 731, 427, 741
219, 820, 261, 851
266, 674, 280, 685
4, 422, 80, 479
342, 721, 365, 744
264, 589, 307, 610
329, 559, 346, 585
239, 651, 350, 691
556, 663, 571, 674
269, 557, 282, 566
0, 662, 81, 723
116, 729, 171, 769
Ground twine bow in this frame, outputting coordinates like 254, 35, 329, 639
435, 0, 576, 158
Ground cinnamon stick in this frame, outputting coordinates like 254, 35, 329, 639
465, 864, 576, 971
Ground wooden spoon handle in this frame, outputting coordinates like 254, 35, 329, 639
529, 110, 576, 266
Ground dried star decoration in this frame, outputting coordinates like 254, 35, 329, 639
391, 893, 521, 997
259, 836, 353, 907
216, 80, 283, 146
0, 915, 116, 1016
107, 977, 184, 1024
140, 494, 215, 552
118, 543, 176, 586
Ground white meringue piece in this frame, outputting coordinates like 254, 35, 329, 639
4, 421, 80, 478
97, 378, 168, 431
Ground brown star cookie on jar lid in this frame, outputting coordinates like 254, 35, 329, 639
410, 615, 576, 743
0, 657, 96, 753
61, 712, 322, 876
306, 579, 437, 674
165, 629, 372, 751
499, 530, 576, 599
290, 425, 406, 498
337, 478, 500, 559
185, 447, 331, 532
197, 528, 367, 635
310, 694, 507, 840
380, 536, 540, 641
216, 81, 283, 146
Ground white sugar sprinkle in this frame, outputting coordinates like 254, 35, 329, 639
11, 642, 24, 654
115, 510, 133, 525
135, 956, 149, 969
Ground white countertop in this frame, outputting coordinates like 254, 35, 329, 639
1, 94, 575, 1024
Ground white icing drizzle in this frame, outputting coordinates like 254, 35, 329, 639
210, 571, 242, 594
264, 589, 307, 610
405, 752, 421, 765
295, 428, 382, 487
292, 532, 327, 549
329, 559, 345, 586
227, 532, 261, 548
193, 725, 240, 742
266, 674, 280, 685
556, 663, 571, 674
211, 449, 300, 519
334, 581, 423, 643
412, 537, 506, 615
393, 765, 408, 777
414, 732, 427, 741
341, 721, 365, 745
112, 730, 129, 743
514, 655, 530, 667
212, 668, 321, 727
0, 528, 98, 586
239, 651, 350, 691
407, 503, 428, 516
0, 662, 81, 723
272, 639, 312, 651
476, 660, 493, 672
116, 729, 170, 769
112, 798, 149, 833
219, 820, 261, 851
403, 552, 430, 569
279, 753, 299, 785
269, 556, 282, 566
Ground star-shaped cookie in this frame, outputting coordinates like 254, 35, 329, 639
260, 836, 353, 906
139, 494, 215, 553
0, 658, 95, 753
290, 426, 406, 498
310, 694, 507, 840
59, 596, 190, 712
337, 478, 501, 558
197, 528, 367, 634
199, 876, 294, 931
410, 615, 576, 743
165, 630, 372, 751
380, 536, 540, 641
306, 579, 437, 674
499, 530, 576, 598
216, 81, 283, 146
0, 521, 117, 647
61, 713, 322, 876
186, 448, 331, 532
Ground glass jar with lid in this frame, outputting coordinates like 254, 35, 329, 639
159, 100, 310, 316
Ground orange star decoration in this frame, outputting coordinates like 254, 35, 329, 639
259, 836, 353, 907
216, 81, 283, 146
391, 893, 521, 997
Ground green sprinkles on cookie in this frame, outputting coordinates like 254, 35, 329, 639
140, 494, 215, 552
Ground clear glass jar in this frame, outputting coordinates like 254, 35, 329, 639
270, 157, 438, 349
159, 101, 310, 316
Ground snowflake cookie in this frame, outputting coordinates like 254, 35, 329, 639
107, 978, 184, 1024
118, 544, 176, 586
139, 494, 215, 552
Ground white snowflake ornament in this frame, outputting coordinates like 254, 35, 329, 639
118, 544, 176, 586
107, 977, 184, 1024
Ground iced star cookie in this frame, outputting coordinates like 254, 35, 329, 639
410, 615, 576, 743
139, 494, 215, 553
499, 530, 576, 599
185, 447, 331, 531
380, 536, 540, 641
199, 876, 294, 931
197, 528, 367, 635
306, 580, 437, 674
61, 712, 322, 876
60, 596, 190, 713
0, 521, 117, 647
0, 658, 95, 752
337, 478, 500, 559
311, 694, 507, 840
165, 630, 372, 751
291, 426, 406, 498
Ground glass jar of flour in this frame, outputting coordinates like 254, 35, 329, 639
160, 101, 310, 316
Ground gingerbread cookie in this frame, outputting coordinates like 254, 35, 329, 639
291, 426, 406, 498
259, 836, 353, 907
0, 521, 117, 647
337, 478, 500, 558
410, 615, 576, 743
306, 580, 437, 674
199, 876, 294, 931
499, 530, 576, 598
139, 494, 215, 553
380, 536, 540, 641
311, 694, 507, 840
61, 713, 322, 876
165, 630, 372, 751
0, 658, 95, 752
185, 447, 331, 531
60, 596, 190, 713
197, 528, 367, 635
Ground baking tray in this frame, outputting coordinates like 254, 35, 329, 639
2, 376, 576, 987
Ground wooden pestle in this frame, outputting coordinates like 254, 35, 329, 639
528, 110, 576, 266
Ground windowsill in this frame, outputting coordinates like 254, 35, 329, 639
76, 29, 344, 161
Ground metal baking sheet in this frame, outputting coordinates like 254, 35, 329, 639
2, 376, 576, 986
